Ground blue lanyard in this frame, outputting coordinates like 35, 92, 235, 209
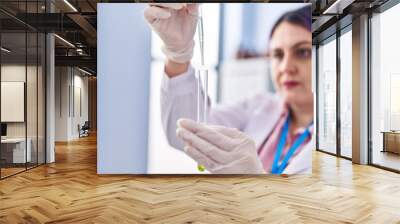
271, 115, 312, 174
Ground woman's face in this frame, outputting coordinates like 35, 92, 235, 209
268, 21, 313, 106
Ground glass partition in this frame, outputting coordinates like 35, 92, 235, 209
339, 28, 352, 158
1, 31, 28, 177
317, 36, 337, 154
27, 30, 38, 169
0, 1, 46, 179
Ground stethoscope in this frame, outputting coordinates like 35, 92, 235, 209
271, 114, 313, 174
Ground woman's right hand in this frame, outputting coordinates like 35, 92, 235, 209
144, 3, 198, 65
176, 119, 266, 174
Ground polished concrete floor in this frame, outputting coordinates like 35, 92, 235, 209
0, 134, 399, 223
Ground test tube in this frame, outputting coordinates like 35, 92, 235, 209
196, 72, 201, 123
196, 5, 207, 172
196, 68, 208, 173
196, 68, 208, 123
201, 68, 208, 123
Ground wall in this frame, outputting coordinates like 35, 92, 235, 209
55, 67, 68, 141
72, 71, 89, 138
54, 66, 89, 141
97, 3, 151, 174
1, 65, 39, 138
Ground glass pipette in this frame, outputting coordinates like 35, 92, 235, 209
196, 5, 208, 172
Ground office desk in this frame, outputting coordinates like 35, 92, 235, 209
1, 138, 32, 164
381, 131, 400, 154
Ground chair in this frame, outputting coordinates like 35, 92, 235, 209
79, 121, 90, 138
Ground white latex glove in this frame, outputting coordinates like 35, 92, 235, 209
176, 118, 266, 174
144, 3, 198, 63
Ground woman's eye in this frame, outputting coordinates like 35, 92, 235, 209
272, 51, 284, 60
295, 48, 311, 59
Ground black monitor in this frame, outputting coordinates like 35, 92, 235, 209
1, 123, 7, 137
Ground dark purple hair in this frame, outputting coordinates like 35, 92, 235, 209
270, 5, 312, 39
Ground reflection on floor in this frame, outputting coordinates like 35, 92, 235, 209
0, 135, 400, 223
0, 162, 43, 178
373, 150, 400, 171
340, 145, 352, 158
0, 167, 25, 178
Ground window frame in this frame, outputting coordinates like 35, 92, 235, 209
314, 17, 353, 161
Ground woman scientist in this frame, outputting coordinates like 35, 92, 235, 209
144, 4, 314, 174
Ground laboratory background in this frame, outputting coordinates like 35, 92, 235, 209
97, 3, 309, 174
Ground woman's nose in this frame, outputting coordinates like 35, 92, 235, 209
279, 54, 297, 75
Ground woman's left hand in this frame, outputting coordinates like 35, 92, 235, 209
176, 118, 265, 174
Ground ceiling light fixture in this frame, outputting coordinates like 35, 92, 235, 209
323, 0, 355, 15
76, 48, 84, 55
1, 47, 11, 53
63, 0, 78, 12
78, 67, 93, 76
54, 34, 75, 48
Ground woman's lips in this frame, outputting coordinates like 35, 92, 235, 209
283, 81, 300, 89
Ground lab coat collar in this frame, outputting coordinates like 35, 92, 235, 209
247, 94, 286, 149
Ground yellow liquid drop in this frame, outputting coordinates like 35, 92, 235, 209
197, 165, 205, 172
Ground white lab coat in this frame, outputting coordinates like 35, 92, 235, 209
161, 66, 314, 174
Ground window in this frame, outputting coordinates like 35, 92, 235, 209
339, 28, 352, 158
370, 3, 400, 171
317, 36, 337, 154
